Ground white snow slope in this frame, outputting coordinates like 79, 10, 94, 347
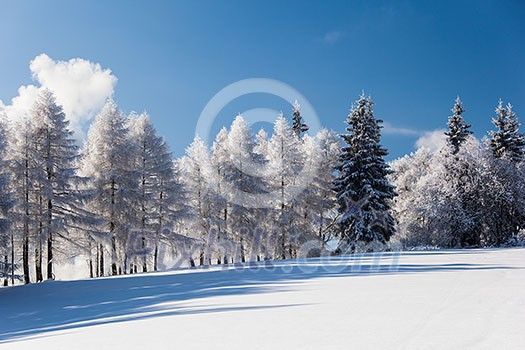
1, 248, 524, 350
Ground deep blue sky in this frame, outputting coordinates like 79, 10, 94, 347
1, 0, 524, 159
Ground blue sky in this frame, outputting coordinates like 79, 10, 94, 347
0, 0, 524, 159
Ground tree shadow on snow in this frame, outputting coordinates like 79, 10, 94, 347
0, 249, 522, 343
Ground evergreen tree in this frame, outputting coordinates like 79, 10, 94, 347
333, 93, 396, 249
489, 100, 525, 162
441, 98, 482, 247
291, 99, 309, 138
445, 97, 472, 155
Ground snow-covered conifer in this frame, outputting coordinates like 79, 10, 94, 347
445, 97, 472, 155
489, 100, 525, 163
333, 93, 396, 250
291, 99, 309, 138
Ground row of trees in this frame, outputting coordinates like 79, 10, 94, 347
0, 89, 523, 285
0, 91, 342, 285
392, 98, 525, 248
179, 112, 340, 264
0, 91, 190, 285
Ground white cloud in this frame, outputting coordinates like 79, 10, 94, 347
415, 129, 447, 152
1, 53, 117, 139
380, 122, 447, 153
322, 30, 344, 44
382, 122, 422, 137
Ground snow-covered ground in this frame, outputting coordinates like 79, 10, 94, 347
1, 248, 524, 350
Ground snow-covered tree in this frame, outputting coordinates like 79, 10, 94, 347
390, 148, 437, 247
480, 102, 525, 244
209, 127, 233, 263
29, 89, 90, 281
440, 99, 483, 246
266, 115, 305, 258
128, 112, 189, 272
223, 115, 267, 262
445, 97, 472, 155
0, 116, 15, 285
333, 93, 396, 250
294, 130, 340, 251
8, 118, 39, 284
179, 136, 215, 265
489, 100, 525, 163
254, 128, 269, 158
477, 146, 525, 245
391, 140, 482, 248
291, 99, 309, 138
80, 99, 138, 276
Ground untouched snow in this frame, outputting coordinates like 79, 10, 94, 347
1, 248, 524, 350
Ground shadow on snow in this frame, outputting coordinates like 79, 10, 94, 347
0, 249, 521, 343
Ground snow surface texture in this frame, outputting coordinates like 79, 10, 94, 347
1, 248, 524, 350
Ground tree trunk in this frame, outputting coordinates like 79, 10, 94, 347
153, 245, 158, 271
110, 179, 117, 275
46, 199, 53, 280
35, 243, 43, 282
240, 237, 245, 263
47, 232, 53, 280
23, 235, 30, 284
142, 237, 147, 272
111, 235, 117, 276
3, 255, 8, 286
99, 243, 104, 276
10, 232, 15, 285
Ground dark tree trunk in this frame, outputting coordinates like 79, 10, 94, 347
153, 245, 158, 271
46, 199, 53, 280
47, 232, 53, 280
240, 237, 245, 263
142, 237, 147, 272
23, 235, 30, 284
10, 232, 15, 285
3, 255, 8, 286
35, 244, 43, 282
89, 258, 94, 278
99, 243, 104, 276
111, 235, 117, 276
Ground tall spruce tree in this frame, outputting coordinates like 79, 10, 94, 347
445, 97, 472, 155
291, 99, 309, 138
442, 97, 481, 247
333, 93, 396, 249
489, 100, 525, 162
